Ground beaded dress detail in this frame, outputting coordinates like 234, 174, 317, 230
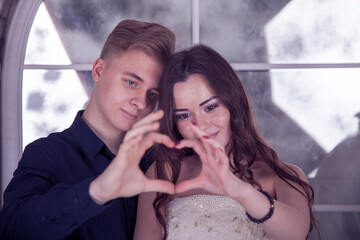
166, 195, 272, 240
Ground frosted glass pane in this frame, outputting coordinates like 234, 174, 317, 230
25, 4, 71, 65
266, 0, 360, 63
25, 0, 191, 65
237, 69, 360, 178
22, 70, 89, 148
200, 0, 360, 63
271, 69, 360, 152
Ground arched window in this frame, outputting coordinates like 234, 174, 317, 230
2, 0, 360, 238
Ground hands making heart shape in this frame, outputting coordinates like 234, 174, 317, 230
90, 110, 240, 204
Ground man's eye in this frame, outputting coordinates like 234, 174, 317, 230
126, 80, 136, 86
175, 113, 191, 120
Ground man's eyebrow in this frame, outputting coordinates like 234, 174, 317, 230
124, 71, 143, 82
199, 96, 217, 107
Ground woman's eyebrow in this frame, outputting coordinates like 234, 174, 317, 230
174, 108, 188, 112
199, 96, 217, 107
174, 96, 218, 112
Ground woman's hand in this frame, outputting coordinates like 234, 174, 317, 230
174, 123, 246, 197
174, 123, 311, 240
89, 110, 175, 205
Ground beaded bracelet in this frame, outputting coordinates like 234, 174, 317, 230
246, 189, 275, 224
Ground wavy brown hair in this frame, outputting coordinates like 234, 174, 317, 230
154, 44, 318, 239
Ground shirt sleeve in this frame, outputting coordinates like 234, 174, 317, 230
0, 142, 110, 239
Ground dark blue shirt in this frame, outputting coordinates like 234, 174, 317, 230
0, 110, 153, 239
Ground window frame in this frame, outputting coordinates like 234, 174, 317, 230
1, 0, 42, 194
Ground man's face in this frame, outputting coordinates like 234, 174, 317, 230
92, 49, 163, 133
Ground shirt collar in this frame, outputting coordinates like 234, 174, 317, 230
69, 110, 106, 159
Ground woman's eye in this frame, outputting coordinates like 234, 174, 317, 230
204, 104, 219, 112
175, 113, 191, 120
147, 90, 159, 101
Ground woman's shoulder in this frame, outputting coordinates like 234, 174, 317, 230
278, 161, 308, 182
252, 160, 308, 196
255, 160, 308, 182
273, 161, 309, 199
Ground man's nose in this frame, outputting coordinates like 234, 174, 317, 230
130, 92, 147, 109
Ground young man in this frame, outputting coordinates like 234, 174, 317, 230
0, 19, 176, 239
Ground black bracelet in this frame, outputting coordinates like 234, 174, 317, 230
246, 189, 275, 224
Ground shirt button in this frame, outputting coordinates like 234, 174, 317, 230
73, 198, 79, 205
41, 216, 47, 222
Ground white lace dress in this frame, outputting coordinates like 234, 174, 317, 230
166, 195, 272, 240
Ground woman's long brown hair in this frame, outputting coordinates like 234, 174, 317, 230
155, 44, 318, 239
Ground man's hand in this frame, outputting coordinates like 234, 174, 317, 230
89, 110, 175, 205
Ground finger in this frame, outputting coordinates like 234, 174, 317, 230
213, 146, 228, 166
203, 139, 225, 165
132, 110, 164, 129
141, 132, 175, 151
123, 121, 160, 143
189, 123, 227, 162
188, 123, 222, 155
120, 134, 143, 150
176, 136, 223, 167
116, 134, 143, 160
175, 177, 203, 193
189, 122, 210, 141
143, 179, 175, 194
175, 139, 209, 164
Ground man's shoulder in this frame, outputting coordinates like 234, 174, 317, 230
25, 110, 82, 151
19, 127, 84, 173
26, 127, 73, 149
21, 127, 80, 166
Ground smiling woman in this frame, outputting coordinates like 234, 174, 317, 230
134, 44, 317, 240
173, 74, 232, 149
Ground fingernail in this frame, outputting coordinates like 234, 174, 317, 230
175, 142, 180, 146
202, 135, 210, 139
192, 121, 197, 126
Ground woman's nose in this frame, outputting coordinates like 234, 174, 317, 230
194, 115, 210, 131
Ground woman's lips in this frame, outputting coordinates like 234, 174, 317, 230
209, 131, 219, 139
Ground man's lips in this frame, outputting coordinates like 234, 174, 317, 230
121, 109, 138, 120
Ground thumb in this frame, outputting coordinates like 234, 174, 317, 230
143, 179, 175, 194
175, 177, 203, 194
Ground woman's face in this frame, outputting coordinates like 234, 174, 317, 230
173, 74, 232, 148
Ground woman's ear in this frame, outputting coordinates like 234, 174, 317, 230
92, 58, 105, 83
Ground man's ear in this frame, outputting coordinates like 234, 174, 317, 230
92, 58, 105, 83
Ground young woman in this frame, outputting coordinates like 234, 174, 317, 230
134, 44, 318, 240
